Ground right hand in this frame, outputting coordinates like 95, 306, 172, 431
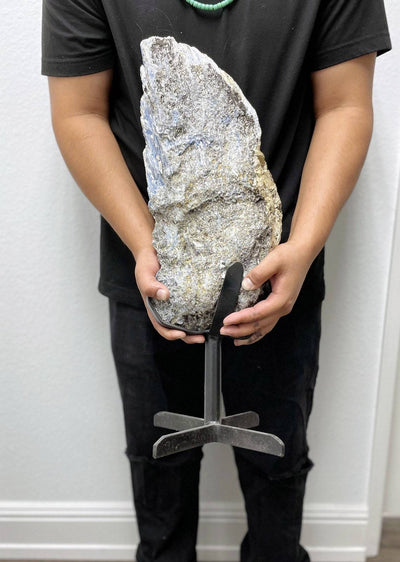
134, 247, 205, 344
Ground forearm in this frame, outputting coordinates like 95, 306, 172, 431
288, 105, 373, 262
52, 113, 154, 260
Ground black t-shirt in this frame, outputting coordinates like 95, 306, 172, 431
41, 0, 392, 308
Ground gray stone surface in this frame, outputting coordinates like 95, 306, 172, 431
140, 36, 282, 331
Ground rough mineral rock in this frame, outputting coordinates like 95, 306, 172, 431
139, 36, 282, 332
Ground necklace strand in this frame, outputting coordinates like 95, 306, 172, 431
184, 0, 235, 11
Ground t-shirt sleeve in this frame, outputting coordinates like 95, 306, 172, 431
41, 0, 115, 76
309, 0, 392, 72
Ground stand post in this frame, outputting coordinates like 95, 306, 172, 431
204, 335, 221, 423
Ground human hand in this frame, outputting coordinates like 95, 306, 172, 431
134, 247, 205, 344
219, 241, 315, 345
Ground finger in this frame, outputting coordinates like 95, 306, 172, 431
145, 301, 205, 343
223, 304, 262, 327
154, 321, 187, 340
234, 330, 266, 346
234, 316, 281, 345
221, 316, 276, 339
242, 248, 281, 290
183, 334, 206, 344
220, 321, 259, 338
235, 331, 264, 345
158, 326, 188, 340
136, 263, 170, 301
143, 301, 186, 340
223, 293, 283, 326
142, 275, 170, 301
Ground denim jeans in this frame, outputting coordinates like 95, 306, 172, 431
108, 294, 323, 562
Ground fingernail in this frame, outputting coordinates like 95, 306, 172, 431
242, 277, 255, 290
156, 288, 168, 300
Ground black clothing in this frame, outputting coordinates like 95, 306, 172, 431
41, 0, 392, 308
109, 294, 323, 562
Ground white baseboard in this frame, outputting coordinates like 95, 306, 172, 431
0, 500, 369, 561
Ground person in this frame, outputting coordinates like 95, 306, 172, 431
41, 1, 392, 561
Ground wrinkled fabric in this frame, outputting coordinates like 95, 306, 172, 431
42, 0, 391, 309
108, 295, 323, 562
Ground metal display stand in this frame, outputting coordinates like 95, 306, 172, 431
146, 262, 285, 460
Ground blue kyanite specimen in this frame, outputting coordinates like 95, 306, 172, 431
139, 36, 282, 331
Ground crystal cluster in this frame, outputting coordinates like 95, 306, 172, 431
139, 36, 282, 331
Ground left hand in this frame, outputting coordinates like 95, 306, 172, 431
220, 240, 316, 345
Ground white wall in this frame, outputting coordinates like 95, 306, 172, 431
1, 1, 399, 561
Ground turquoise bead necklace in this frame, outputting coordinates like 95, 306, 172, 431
183, 0, 236, 18
184, 0, 236, 10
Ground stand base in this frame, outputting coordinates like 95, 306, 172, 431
153, 411, 285, 458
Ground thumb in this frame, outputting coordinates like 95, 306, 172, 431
136, 268, 170, 301
242, 250, 280, 290
146, 277, 170, 301
153, 284, 169, 301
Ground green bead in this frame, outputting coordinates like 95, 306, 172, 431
184, 0, 236, 11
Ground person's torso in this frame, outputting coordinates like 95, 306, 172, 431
102, 0, 321, 240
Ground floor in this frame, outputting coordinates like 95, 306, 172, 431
366, 517, 400, 561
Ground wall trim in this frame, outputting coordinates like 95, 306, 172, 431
1, 500, 369, 561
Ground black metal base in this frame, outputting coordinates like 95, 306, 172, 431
150, 263, 285, 460
153, 410, 285, 458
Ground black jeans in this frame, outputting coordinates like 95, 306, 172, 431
108, 295, 323, 562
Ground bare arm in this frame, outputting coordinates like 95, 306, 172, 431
288, 51, 375, 257
48, 70, 154, 259
221, 52, 376, 345
48, 70, 205, 343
